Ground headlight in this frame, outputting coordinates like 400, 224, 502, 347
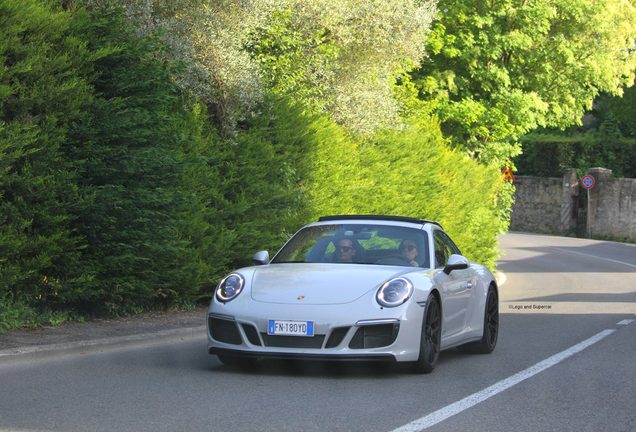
215, 273, 245, 303
376, 277, 413, 307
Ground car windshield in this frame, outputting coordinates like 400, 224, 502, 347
271, 223, 430, 268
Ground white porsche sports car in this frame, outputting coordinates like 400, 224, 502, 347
207, 215, 499, 373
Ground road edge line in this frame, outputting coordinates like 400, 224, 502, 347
0, 325, 206, 360
390, 329, 616, 432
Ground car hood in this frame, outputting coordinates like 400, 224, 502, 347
249, 263, 408, 305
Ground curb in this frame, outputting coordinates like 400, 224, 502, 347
0, 325, 206, 361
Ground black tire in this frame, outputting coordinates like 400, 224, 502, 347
411, 294, 442, 374
458, 285, 498, 354
217, 354, 258, 369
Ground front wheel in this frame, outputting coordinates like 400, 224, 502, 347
458, 285, 498, 354
411, 294, 441, 374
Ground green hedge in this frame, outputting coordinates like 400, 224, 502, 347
518, 132, 636, 178
359, 123, 504, 268
1, 1, 506, 331
224, 99, 505, 270
1, 1, 225, 321
1, 0, 93, 310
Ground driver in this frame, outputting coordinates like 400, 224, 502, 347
334, 238, 357, 263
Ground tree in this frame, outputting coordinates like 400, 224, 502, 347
516, 86, 636, 178
245, 0, 437, 134
411, 0, 636, 167
596, 86, 636, 140
103, 0, 437, 135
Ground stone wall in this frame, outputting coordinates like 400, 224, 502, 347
510, 170, 578, 234
587, 168, 636, 241
510, 168, 636, 241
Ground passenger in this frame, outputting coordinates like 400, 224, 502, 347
400, 239, 419, 266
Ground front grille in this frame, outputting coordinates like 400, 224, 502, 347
209, 317, 242, 345
261, 334, 326, 348
325, 327, 350, 348
349, 324, 399, 349
241, 324, 262, 346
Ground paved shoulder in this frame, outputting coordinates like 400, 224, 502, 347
0, 307, 207, 359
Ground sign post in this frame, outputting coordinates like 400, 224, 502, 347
581, 175, 596, 238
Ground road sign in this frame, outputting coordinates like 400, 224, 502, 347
501, 167, 516, 182
581, 175, 595, 189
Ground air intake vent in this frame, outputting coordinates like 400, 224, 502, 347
209, 317, 242, 345
349, 324, 399, 349
325, 327, 350, 348
241, 324, 262, 346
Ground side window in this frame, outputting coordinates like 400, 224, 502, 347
433, 231, 461, 267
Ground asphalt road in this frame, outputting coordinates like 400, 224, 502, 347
0, 233, 634, 432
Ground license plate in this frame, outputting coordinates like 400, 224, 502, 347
268, 320, 314, 337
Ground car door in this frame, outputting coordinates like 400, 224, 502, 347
433, 230, 474, 339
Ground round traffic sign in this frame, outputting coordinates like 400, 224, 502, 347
581, 175, 595, 189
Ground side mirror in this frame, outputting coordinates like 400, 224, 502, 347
443, 254, 469, 275
252, 250, 270, 265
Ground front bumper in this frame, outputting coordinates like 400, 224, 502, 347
206, 304, 424, 363
209, 346, 396, 362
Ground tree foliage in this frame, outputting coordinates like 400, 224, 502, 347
65, 7, 186, 312
255, 102, 505, 268
412, 0, 636, 167
517, 132, 636, 177
595, 86, 636, 140
0, 0, 94, 307
245, 0, 436, 134
517, 85, 636, 178
109, 0, 436, 135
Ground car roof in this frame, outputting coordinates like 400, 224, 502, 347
317, 214, 443, 229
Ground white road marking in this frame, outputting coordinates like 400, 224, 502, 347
390, 329, 616, 432
617, 319, 635, 326
553, 248, 636, 269
0, 429, 52, 432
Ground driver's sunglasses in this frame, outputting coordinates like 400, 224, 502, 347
337, 246, 354, 252
402, 244, 416, 252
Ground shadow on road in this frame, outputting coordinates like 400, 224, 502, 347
514, 292, 636, 303
498, 243, 636, 273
